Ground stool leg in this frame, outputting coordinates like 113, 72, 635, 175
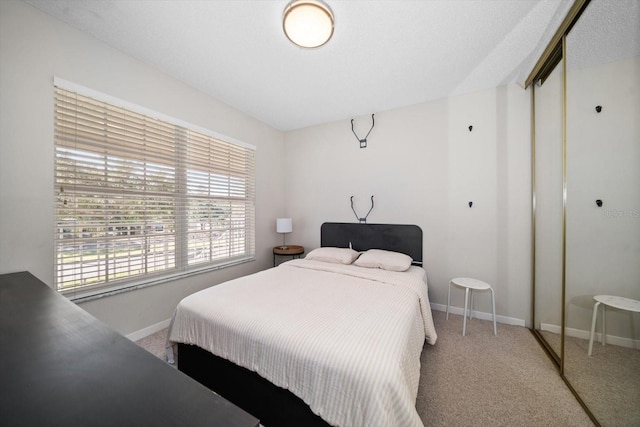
446, 281, 451, 320
588, 301, 600, 356
601, 304, 606, 346
463, 287, 469, 336
490, 288, 497, 335
469, 290, 474, 320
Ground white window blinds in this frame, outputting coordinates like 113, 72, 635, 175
54, 85, 255, 298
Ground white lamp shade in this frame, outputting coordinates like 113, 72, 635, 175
276, 218, 293, 234
283, 0, 334, 48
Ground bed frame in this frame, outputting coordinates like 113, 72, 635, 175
177, 222, 423, 427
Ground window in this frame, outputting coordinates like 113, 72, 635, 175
54, 81, 255, 299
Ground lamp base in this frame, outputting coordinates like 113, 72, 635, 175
280, 234, 289, 251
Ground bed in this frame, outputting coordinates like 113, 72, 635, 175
167, 222, 437, 427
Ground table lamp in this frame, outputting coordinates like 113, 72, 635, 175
276, 218, 292, 249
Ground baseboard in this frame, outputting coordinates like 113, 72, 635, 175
126, 318, 171, 342
540, 322, 640, 349
431, 303, 526, 327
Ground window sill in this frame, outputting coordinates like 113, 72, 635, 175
64, 256, 255, 303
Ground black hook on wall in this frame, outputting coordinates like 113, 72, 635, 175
351, 114, 375, 148
595, 105, 602, 113
596, 199, 603, 207
351, 195, 375, 223
468, 201, 473, 208
468, 125, 473, 132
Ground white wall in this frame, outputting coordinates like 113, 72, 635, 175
0, 0, 285, 335
284, 84, 532, 324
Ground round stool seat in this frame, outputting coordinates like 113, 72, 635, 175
594, 295, 640, 313
451, 277, 492, 291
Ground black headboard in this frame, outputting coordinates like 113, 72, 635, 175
320, 222, 423, 265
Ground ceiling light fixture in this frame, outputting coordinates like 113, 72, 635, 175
283, 0, 334, 48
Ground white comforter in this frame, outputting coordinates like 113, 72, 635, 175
168, 259, 437, 427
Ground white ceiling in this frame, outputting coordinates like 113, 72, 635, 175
24, 0, 577, 131
566, 0, 640, 71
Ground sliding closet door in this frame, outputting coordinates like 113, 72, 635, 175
532, 58, 564, 361
564, 0, 640, 424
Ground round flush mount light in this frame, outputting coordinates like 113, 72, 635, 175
283, 0, 334, 48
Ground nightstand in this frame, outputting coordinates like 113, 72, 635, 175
273, 245, 304, 267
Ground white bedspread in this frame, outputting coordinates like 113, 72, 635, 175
168, 259, 437, 427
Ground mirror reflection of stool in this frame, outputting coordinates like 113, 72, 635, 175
446, 277, 497, 336
588, 295, 640, 356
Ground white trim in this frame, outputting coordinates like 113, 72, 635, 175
52, 77, 256, 151
126, 318, 171, 342
540, 323, 640, 349
539, 323, 561, 334
431, 302, 526, 327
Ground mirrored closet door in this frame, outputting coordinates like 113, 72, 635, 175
532, 56, 564, 362
531, 0, 639, 425
564, 0, 640, 425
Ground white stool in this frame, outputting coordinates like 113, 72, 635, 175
447, 277, 497, 336
588, 295, 640, 356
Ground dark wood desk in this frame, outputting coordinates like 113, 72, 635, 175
0, 272, 259, 427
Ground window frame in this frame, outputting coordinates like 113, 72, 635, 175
53, 78, 256, 301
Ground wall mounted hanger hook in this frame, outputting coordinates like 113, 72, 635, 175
351, 114, 375, 148
351, 195, 375, 223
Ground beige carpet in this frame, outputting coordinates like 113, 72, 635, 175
135, 328, 170, 360
136, 310, 593, 426
540, 330, 640, 427
419, 311, 592, 426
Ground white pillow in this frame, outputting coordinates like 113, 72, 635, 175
353, 249, 413, 272
305, 247, 360, 265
